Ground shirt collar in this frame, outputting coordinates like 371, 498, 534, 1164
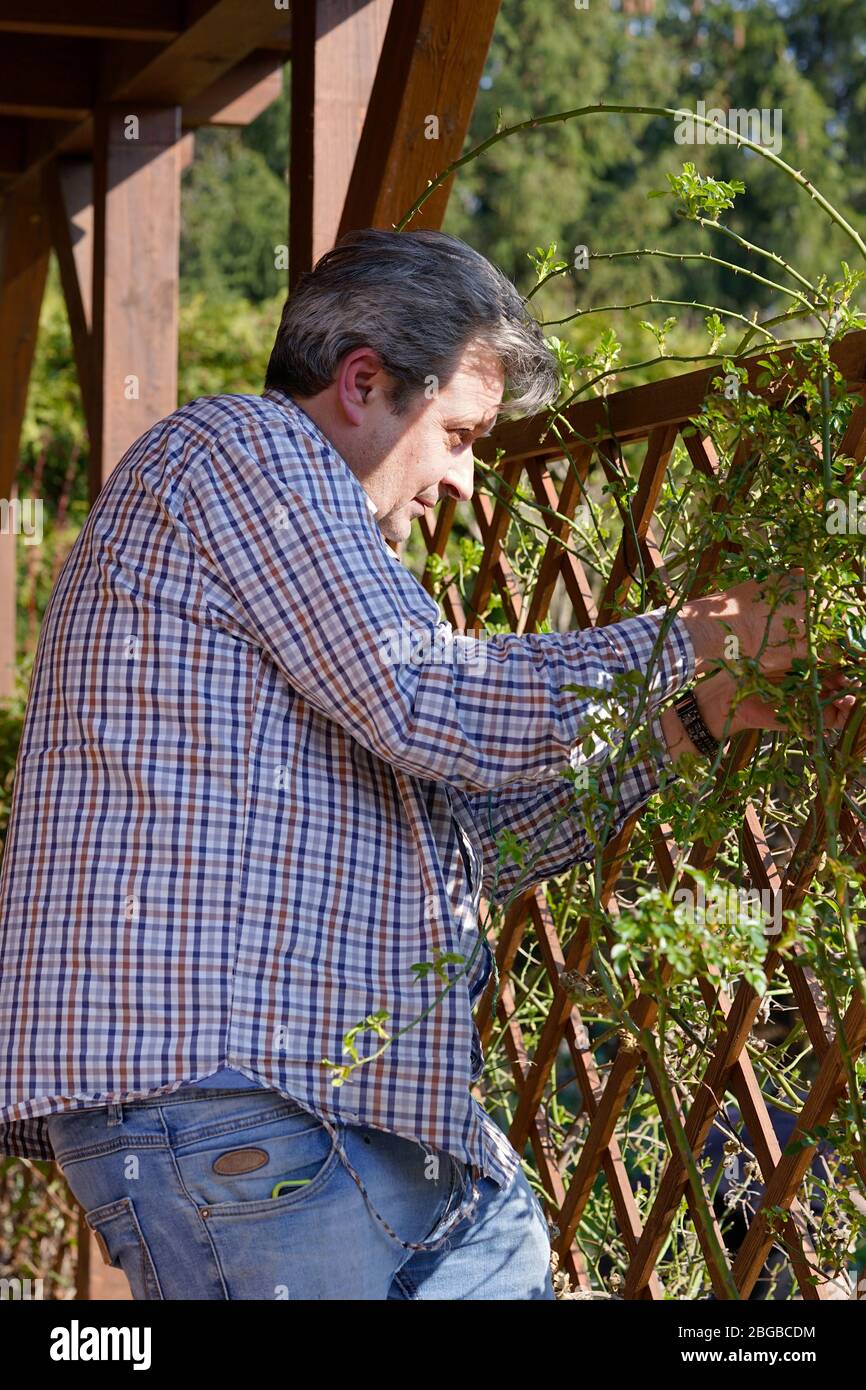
261, 387, 378, 517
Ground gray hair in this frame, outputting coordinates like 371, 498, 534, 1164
265, 228, 560, 419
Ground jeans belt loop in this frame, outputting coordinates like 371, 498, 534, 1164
107, 1102, 124, 1127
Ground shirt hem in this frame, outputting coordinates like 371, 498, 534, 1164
1, 1077, 522, 1189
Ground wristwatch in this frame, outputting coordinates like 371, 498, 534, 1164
672, 687, 721, 758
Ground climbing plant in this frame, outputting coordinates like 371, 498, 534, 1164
326, 104, 866, 1299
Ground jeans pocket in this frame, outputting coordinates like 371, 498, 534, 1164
174, 1104, 342, 1216
85, 1196, 164, 1300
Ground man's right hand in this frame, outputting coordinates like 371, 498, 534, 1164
679, 568, 811, 679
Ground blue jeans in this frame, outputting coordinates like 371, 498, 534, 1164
47, 1085, 554, 1300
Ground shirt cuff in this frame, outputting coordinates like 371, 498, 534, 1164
647, 612, 695, 782
646, 607, 696, 706
591, 606, 695, 711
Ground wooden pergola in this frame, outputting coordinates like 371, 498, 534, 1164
0, 0, 502, 696
461, 332, 866, 1300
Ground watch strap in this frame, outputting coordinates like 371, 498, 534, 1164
673, 688, 721, 757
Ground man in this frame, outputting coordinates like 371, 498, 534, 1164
0, 228, 853, 1300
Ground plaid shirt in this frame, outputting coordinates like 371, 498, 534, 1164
0, 388, 694, 1185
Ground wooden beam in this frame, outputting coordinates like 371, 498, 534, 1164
0, 178, 51, 496
0, 56, 278, 176
179, 132, 196, 170
183, 51, 286, 128
103, 1, 293, 106
91, 107, 181, 496
474, 329, 866, 466
0, 1, 183, 42
290, 0, 392, 286
0, 121, 26, 176
3, 0, 293, 191
0, 36, 97, 120
42, 158, 96, 446
0, 476, 17, 697
338, 0, 501, 236
0, 175, 51, 694
0, 120, 79, 179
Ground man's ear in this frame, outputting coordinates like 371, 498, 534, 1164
336, 347, 387, 423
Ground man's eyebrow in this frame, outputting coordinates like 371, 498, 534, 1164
445, 416, 499, 436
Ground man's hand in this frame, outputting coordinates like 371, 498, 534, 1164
679, 568, 814, 679
697, 664, 861, 740
659, 663, 862, 764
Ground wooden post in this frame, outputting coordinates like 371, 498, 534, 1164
0, 177, 51, 697
338, 0, 502, 236
43, 157, 96, 448
91, 105, 182, 497
0, 480, 18, 699
289, 0, 392, 287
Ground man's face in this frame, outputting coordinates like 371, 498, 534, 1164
297, 338, 505, 543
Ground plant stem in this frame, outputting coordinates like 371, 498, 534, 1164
395, 102, 866, 263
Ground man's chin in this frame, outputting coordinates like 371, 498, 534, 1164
377, 510, 413, 544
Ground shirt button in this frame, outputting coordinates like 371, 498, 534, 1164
425, 897, 438, 920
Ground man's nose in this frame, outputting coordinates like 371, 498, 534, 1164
439, 454, 475, 505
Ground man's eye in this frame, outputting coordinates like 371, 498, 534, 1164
449, 430, 472, 447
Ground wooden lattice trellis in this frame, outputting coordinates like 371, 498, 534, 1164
412, 328, 866, 1300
